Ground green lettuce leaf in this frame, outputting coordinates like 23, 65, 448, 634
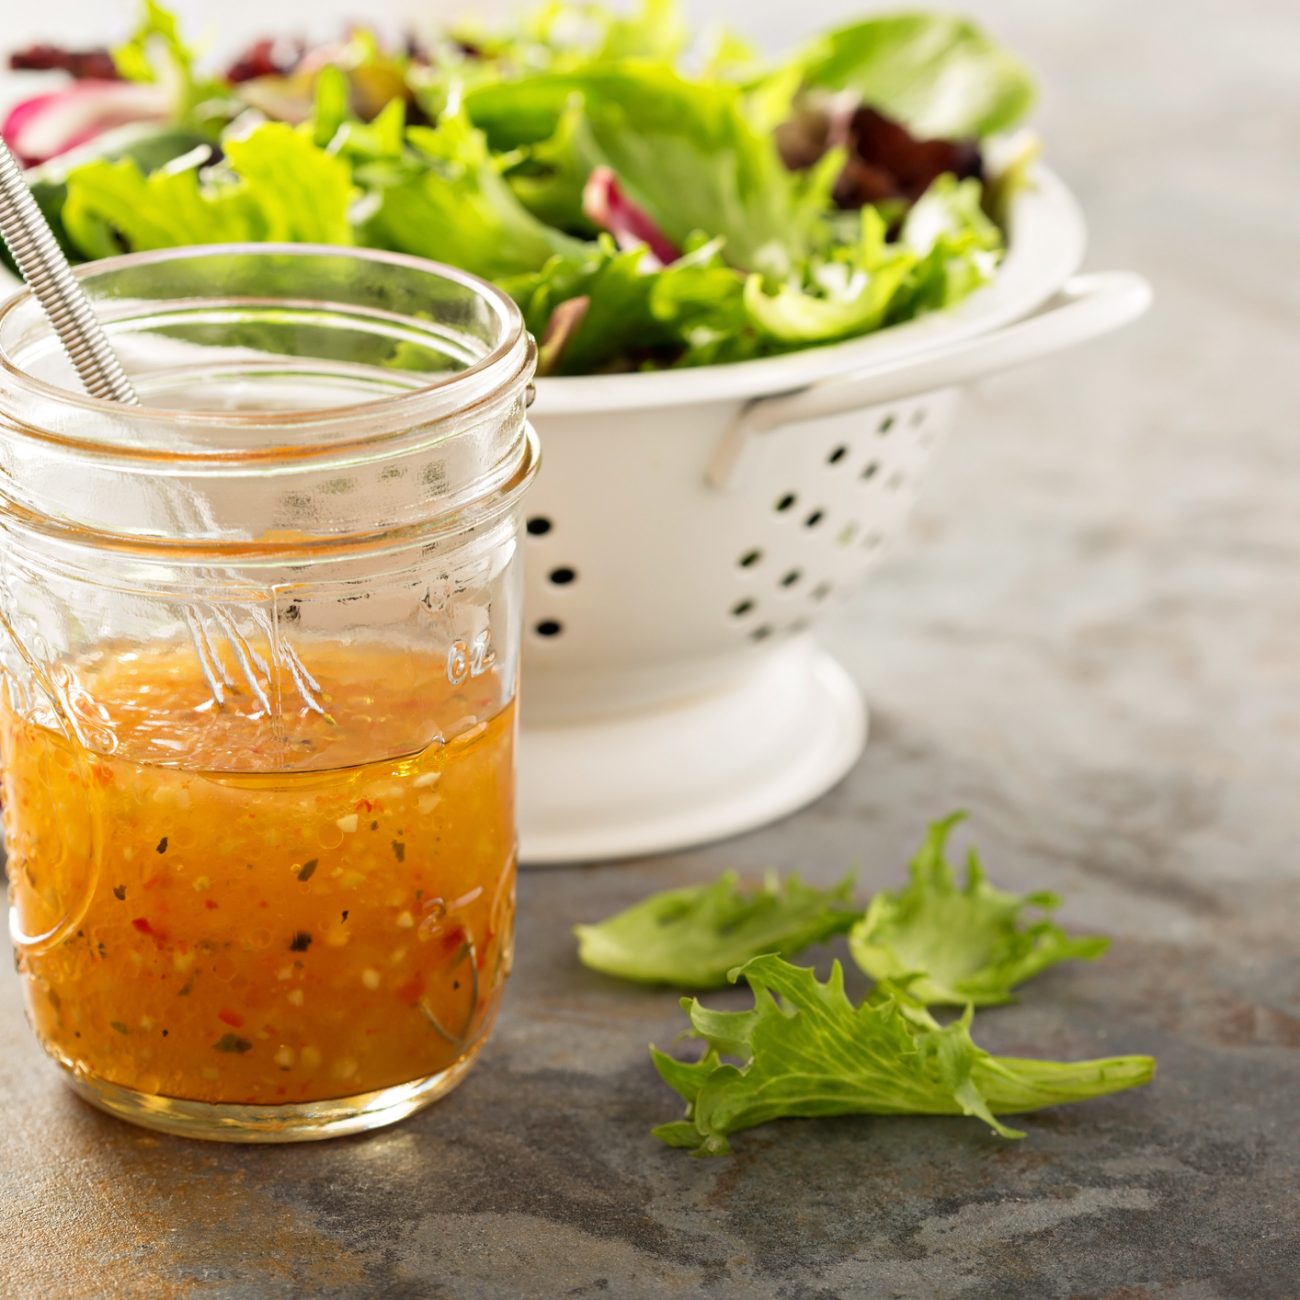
60, 122, 353, 257
652, 955, 1154, 1155
742, 175, 1003, 346
574, 871, 858, 988
501, 233, 757, 375
361, 109, 583, 280
742, 205, 912, 344
465, 63, 816, 272
112, 0, 227, 122
792, 12, 1035, 139
455, 0, 689, 74
848, 813, 1110, 1007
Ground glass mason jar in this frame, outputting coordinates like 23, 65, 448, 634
0, 245, 537, 1141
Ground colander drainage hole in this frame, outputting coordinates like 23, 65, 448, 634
534, 619, 563, 637
548, 566, 576, 585
804, 509, 825, 528
827, 445, 848, 465
862, 461, 879, 481
780, 569, 802, 589
738, 548, 763, 568
732, 599, 755, 617
750, 625, 774, 642
526, 516, 552, 536
775, 493, 797, 513
878, 414, 896, 435
811, 582, 833, 601
911, 407, 927, 427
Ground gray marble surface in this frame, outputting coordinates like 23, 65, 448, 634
2, 2, 1298, 1296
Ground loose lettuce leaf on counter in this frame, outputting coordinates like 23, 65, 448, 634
793, 12, 1035, 139
60, 122, 353, 257
574, 872, 858, 988
848, 813, 1110, 1007
653, 955, 1154, 1155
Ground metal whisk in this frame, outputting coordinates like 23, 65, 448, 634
0, 136, 323, 717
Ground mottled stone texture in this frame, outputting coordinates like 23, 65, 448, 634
2, 1, 1298, 1296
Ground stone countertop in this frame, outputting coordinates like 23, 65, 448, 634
2, 1, 1298, 1296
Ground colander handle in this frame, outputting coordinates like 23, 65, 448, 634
708, 271, 1151, 489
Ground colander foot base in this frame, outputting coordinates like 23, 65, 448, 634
518, 639, 865, 864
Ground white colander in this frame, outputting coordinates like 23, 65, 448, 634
518, 167, 1151, 863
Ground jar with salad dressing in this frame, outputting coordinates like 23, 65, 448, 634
0, 245, 537, 1140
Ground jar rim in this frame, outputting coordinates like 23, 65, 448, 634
0, 243, 530, 452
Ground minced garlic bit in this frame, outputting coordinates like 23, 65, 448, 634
396, 911, 414, 929
361, 968, 381, 990
413, 772, 441, 789
300, 1045, 322, 1070
336, 813, 359, 834
274, 1045, 295, 1069
287, 989, 305, 1007
192, 876, 211, 892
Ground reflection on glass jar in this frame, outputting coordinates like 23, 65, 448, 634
0, 246, 537, 1141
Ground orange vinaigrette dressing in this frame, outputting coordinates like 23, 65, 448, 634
4, 642, 516, 1106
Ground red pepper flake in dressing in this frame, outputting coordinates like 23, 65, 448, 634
131, 917, 154, 935
112, 885, 126, 900
289, 931, 313, 952
213, 1033, 252, 1054
392, 840, 406, 863
217, 1009, 245, 1028
156, 836, 168, 854
297, 859, 318, 882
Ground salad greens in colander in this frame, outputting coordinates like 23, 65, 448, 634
3, 1, 1038, 375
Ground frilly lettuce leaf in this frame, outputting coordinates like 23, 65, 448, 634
465, 63, 819, 273
793, 12, 1035, 139
743, 178, 1002, 346
574, 871, 858, 988
848, 813, 1111, 1007
361, 109, 584, 280
61, 122, 353, 258
742, 205, 911, 344
652, 955, 1154, 1155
